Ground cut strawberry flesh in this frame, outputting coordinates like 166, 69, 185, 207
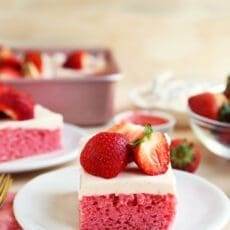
108, 122, 144, 142
0, 84, 34, 120
0, 66, 21, 79
0, 104, 17, 120
24, 51, 42, 73
133, 132, 169, 175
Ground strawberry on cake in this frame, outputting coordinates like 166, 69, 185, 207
79, 122, 176, 230
0, 84, 63, 162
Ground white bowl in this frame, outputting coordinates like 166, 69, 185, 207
113, 110, 176, 136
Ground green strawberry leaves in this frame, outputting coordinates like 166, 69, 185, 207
131, 124, 153, 146
219, 104, 230, 123
170, 140, 195, 169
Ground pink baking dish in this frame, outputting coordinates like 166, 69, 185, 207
0, 48, 122, 126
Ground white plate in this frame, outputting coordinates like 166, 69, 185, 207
14, 166, 230, 230
0, 124, 87, 173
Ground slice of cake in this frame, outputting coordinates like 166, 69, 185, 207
79, 123, 176, 229
0, 84, 63, 162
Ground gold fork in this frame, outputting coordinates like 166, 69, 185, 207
0, 174, 13, 207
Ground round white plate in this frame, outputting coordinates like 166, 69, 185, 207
14, 166, 230, 230
0, 124, 87, 173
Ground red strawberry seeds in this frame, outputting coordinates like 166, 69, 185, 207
80, 132, 129, 179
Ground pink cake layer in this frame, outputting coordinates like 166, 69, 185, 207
0, 128, 61, 162
80, 193, 176, 230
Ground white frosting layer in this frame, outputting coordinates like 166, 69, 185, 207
79, 163, 176, 199
0, 104, 63, 130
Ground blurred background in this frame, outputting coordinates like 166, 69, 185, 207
0, 2, 229, 228
1, 0, 230, 110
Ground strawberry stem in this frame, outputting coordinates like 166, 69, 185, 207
131, 124, 153, 146
219, 103, 230, 123
170, 140, 194, 169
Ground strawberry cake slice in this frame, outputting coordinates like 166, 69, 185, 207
0, 84, 63, 162
79, 123, 176, 230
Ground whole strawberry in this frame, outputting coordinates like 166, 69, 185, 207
80, 132, 129, 179
63, 51, 88, 69
24, 50, 42, 73
170, 139, 200, 173
188, 92, 227, 120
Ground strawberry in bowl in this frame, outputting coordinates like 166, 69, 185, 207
187, 76, 230, 159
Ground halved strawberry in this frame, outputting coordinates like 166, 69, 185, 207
0, 56, 21, 71
22, 62, 40, 79
24, 50, 42, 73
188, 92, 227, 120
63, 51, 88, 69
170, 139, 201, 173
130, 125, 169, 175
0, 66, 21, 79
108, 122, 145, 163
0, 84, 34, 120
108, 121, 144, 142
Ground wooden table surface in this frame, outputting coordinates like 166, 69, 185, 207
0, 0, 229, 228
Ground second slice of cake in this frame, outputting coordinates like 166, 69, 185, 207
0, 84, 63, 162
